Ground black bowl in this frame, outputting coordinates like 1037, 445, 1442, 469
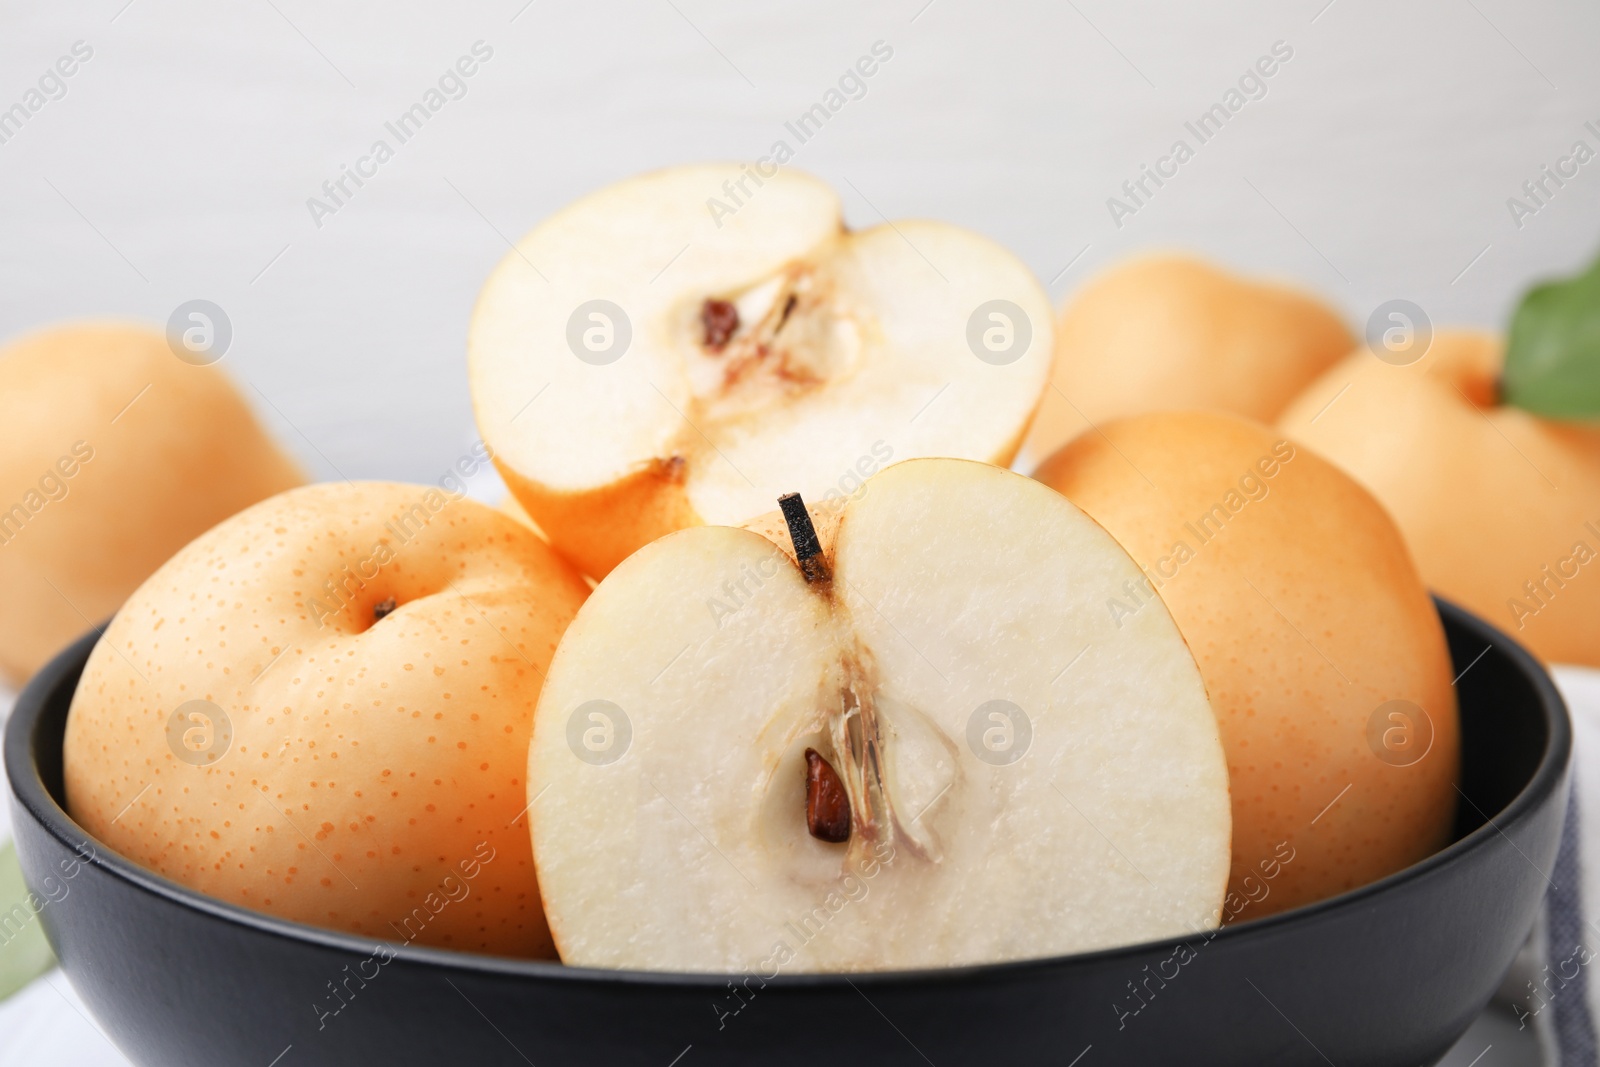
6, 601, 1570, 1067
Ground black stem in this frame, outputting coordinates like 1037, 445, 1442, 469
778, 492, 831, 585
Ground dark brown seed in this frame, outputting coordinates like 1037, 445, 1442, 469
373, 597, 397, 622
804, 748, 851, 843
701, 298, 740, 351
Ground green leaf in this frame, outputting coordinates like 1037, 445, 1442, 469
0, 838, 56, 1000
1504, 250, 1600, 419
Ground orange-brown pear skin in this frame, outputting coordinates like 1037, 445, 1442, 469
63, 482, 590, 957
0, 324, 305, 684
1280, 330, 1600, 666
1035, 411, 1458, 916
1026, 256, 1354, 460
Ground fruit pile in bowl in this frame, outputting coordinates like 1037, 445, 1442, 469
1, 164, 1587, 1067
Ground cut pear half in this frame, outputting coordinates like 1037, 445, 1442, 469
528, 458, 1230, 973
467, 165, 1054, 578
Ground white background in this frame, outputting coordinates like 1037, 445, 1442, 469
2, 2, 1597, 1064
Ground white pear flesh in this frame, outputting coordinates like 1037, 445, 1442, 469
468, 165, 1054, 578
528, 458, 1230, 973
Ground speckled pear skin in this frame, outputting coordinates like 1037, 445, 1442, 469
62, 481, 589, 957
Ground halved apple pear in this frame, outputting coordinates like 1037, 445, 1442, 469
468, 165, 1053, 578
528, 458, 1230, 972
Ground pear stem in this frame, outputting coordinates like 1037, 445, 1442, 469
778, 492, 831, 585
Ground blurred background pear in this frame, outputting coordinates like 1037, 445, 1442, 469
0, 324, 304, 684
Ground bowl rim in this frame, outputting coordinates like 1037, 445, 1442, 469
5, 599, 1571, 990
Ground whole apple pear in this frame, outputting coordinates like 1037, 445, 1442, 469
1036, 411, 1458, 916
0, 323, 304, 684
1025, 255, 1353, 460
64, 482, 589, 957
